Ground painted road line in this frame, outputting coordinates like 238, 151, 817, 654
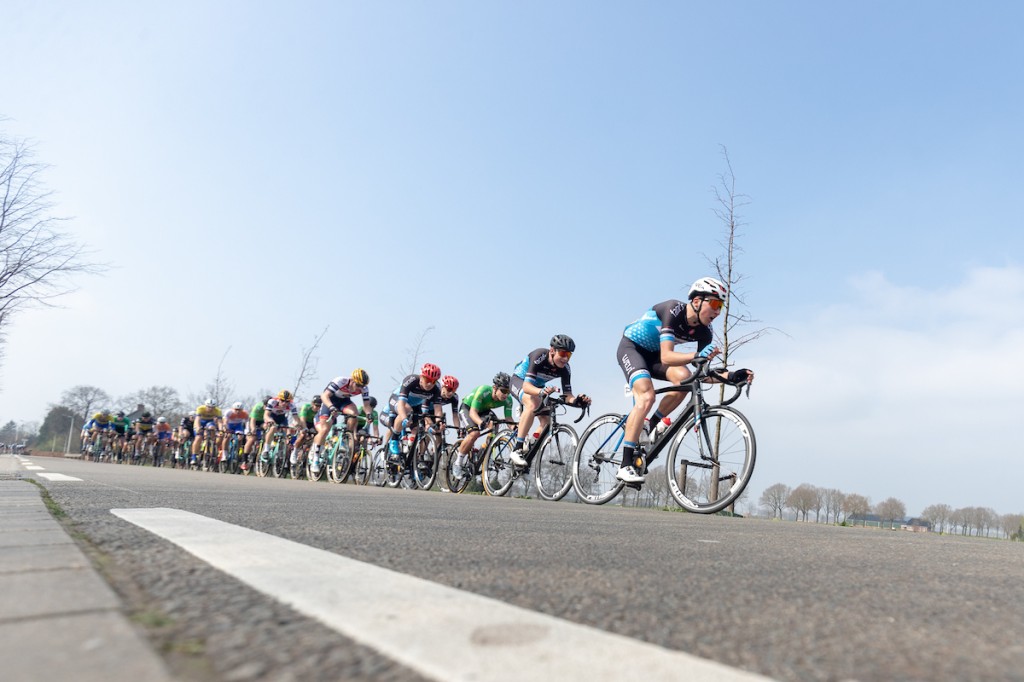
112, 507, 770, 682
37, 473, 83, 482
24, 465, 46, 470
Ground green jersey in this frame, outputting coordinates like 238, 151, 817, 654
298, 402, 317, 424
462, 385, 513, 419
250, 402, 266, 422
358, 407, 379, 430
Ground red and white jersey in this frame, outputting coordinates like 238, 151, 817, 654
325, 376, 370, 402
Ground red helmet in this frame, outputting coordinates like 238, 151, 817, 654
441, 375, 459, 391
420, 363, 441, 381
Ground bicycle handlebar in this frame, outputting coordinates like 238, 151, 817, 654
652, 358, 752, 406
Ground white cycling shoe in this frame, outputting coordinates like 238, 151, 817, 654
509, 450, 528, 467
616, 465, 646, 484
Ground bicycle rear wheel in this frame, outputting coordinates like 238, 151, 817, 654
412, 436, 438, 490
368, 449, 389, 487
665, 406, 756, 514
443, 444, 471, 494
481, 432, 517, 497
352, 446, 372, 485
571, 413, 627, 505
534, 425, 578, 501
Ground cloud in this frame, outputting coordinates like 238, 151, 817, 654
741, 265, 1024, 516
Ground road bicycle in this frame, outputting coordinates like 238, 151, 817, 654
442, 419, 517, 494
219, 431, 246, 474
375, 412, 443, 490
255, 428, 290, 478
320, 411, 359, 483
347, 433, 382, 485
480, 394, 587, 500
571, 358, 755, 513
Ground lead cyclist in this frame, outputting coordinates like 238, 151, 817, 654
614, 277, 754, 484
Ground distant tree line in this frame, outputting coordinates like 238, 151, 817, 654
758, 482, 1023, 540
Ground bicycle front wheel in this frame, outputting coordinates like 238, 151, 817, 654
571, 413, 627, 505
481, 432, 517, 497
352, 446, 372, 485
665, 406, 756, 514
534, 425, 578, 501
329, 432, 354, 483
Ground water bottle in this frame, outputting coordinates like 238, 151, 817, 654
401, 433, 414, 453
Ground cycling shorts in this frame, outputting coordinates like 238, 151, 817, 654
616, 336, 670, 387
225, 423, 246, 434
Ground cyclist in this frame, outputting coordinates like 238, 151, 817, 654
133, 411, 156, 461
261, 390, 297, 458
509, 335, 591, 467
310, 369, 371, 474
614, 277, 754, 483
426, 374, 461, 431
176, 411, 196, 447
380, 363, 444, 462
84, 409, 113, 452
155, 416, 173, 447
357, 396, 381, 439
221, 401, 249, 462
242, 396, 270, 472
191, 399, 223, 469
111, 411, 131, 460
452, 372, 516, 478
291, 395, 321, 470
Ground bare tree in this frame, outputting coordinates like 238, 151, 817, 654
121, 385, 183, 419
822, 488, 846, 524
759, 482, 790, 519
59, 385, 111, 421
999, 513, 1023, 540
842, 493, 871, 524
391, 326, 435, 386
921, 503, 953, 534
0, 132, 100, 369
293, 325, 329, 398
706, 145, 781, 368
189, 346, 235, 408
875, 497, 907, 530
786, 483, 819, 522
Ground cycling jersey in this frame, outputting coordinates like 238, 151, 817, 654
179, 416, 195, 433
86, 413, 113, 430
324, 376, 370, 409
224, 409, 248, 427
134, 417, 155, 433
357, 407, 379, 431
622, 300, 712, 353
393, 374, 441, 410
297, 403, 317, 425
250, 402, 266, 423
513, 348, 573, 393
461, 385, 514, 419
111, 418, 130, 435
424, 391, 459, 415
196, 405, 222, 423
618, 300, 713, 385
155, 422, 173, 440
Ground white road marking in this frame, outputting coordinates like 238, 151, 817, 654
112, 507, 770, 682
37, 473, 83, 481
24, 465, 46, 470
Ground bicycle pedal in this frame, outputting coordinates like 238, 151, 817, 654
624, 482, 643, 490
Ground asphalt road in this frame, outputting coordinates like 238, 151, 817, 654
25, 456, 1024, 681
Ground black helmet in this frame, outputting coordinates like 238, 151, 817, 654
142, 411, 152, 419
116, 411, 125, 418
368, 396, 378, 409
493, 372, 511, 390
550, 334, 576, 352
312, 395, 323, 406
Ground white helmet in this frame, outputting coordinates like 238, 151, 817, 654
688, 277, 728, 301
157, 417, 167, 424
204, 398, 217, 408
232, 401, 243, 410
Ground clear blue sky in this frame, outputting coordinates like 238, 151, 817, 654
3, 1, 1022, 517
